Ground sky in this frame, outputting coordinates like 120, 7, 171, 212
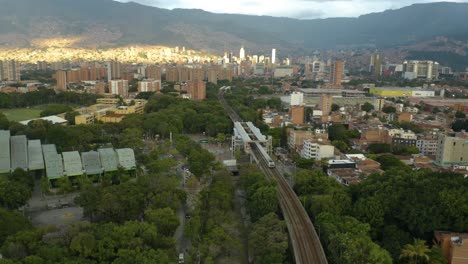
115, 0, 468, 19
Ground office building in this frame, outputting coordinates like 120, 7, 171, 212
109, 80, 129, 98
330, 61, 343, 88
403, 60, 439, 80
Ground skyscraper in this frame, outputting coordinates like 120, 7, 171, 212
330, 61, 343, 88
370, 53, 382, 76
272, 49, 276, 64
187, 81, 206, 101
239, 46, 246, 61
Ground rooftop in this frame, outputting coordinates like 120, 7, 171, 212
19, 115, 67, 125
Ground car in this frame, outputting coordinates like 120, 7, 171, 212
178, 253, 184, 264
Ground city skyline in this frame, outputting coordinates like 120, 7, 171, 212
115, 0, 468, 19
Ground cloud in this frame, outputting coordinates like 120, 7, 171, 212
116, 0, 468, 18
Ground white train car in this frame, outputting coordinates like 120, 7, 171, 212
255, 142, 275, 168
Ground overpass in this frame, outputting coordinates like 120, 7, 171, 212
218, 88, 328, 264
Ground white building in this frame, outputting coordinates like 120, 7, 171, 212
138, 79, 161, 92
290, 92, 304, 106
239, 46, 246, 61
301, 140, 335, 160
416, 138, 438, 157
274, 66, 294, 78
272, 49, 276, 64
388, 129, 417, 140
109, 80, 129, 98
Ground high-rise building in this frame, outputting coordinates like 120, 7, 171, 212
109, 80, 129, 98
208, 68, 218, 84
290, 105, 305, 126
165, 67, 178, 82
187, 81, 206, 101
95, 82, 106, 94
272, 49, 276, 64
55, 70, 67, 91
319, 94, 333, 115
0, 60, 21, 81
146, 65, 161, 80
403, 60, 439, 80
239, 46, 246, 61
330, 61, 343, 88
138, 80, 161, 92
290, 92, 304, 106
370, 53, 382, 76
37, 61, 48, 70
107, 61, 122, 80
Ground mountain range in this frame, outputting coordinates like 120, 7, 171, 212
0, 0, 468, 68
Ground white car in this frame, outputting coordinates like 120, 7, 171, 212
178, 253, 184, 264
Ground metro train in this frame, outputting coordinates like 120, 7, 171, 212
255, 142, 276, 168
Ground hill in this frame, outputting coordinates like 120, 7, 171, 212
0, 0, 468, 56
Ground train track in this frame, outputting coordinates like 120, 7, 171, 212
218, 90, 328, 264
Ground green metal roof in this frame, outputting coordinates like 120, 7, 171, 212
0, 130, 10, 173
42, 144, 64, 179
81, 151, 103, 175
28, 140, 45, 171
98, 148, 118, 172
62, 151, 84, 176
116, 148, 136, 170
10, 135, 28, 171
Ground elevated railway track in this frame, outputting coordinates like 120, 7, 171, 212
219, 89, 328, 264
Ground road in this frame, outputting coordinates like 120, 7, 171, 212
219, 89, 328, 264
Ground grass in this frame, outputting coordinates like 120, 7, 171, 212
0, 108, 43, 122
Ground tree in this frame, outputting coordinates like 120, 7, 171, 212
70, 233, 96, 257
376, 154, 409, 170
64, 111, 80, 125
0, 112, 9, 129
362, 102, 375, 112
400, 239, 430, 264
331, 103, 340, 112
248, 184, 279, 222
0, 208, 32, 244
249, 213, 288, 264
0, 178, 31, 209
40, 104, 73, 117
382, 106, 396, 114
328, 124, 348, 141
455, 111, 466, 118
144, 208, 180, 237
332, 140, 349, 152
367, 143, 391, 154
119, 128, 144, 150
